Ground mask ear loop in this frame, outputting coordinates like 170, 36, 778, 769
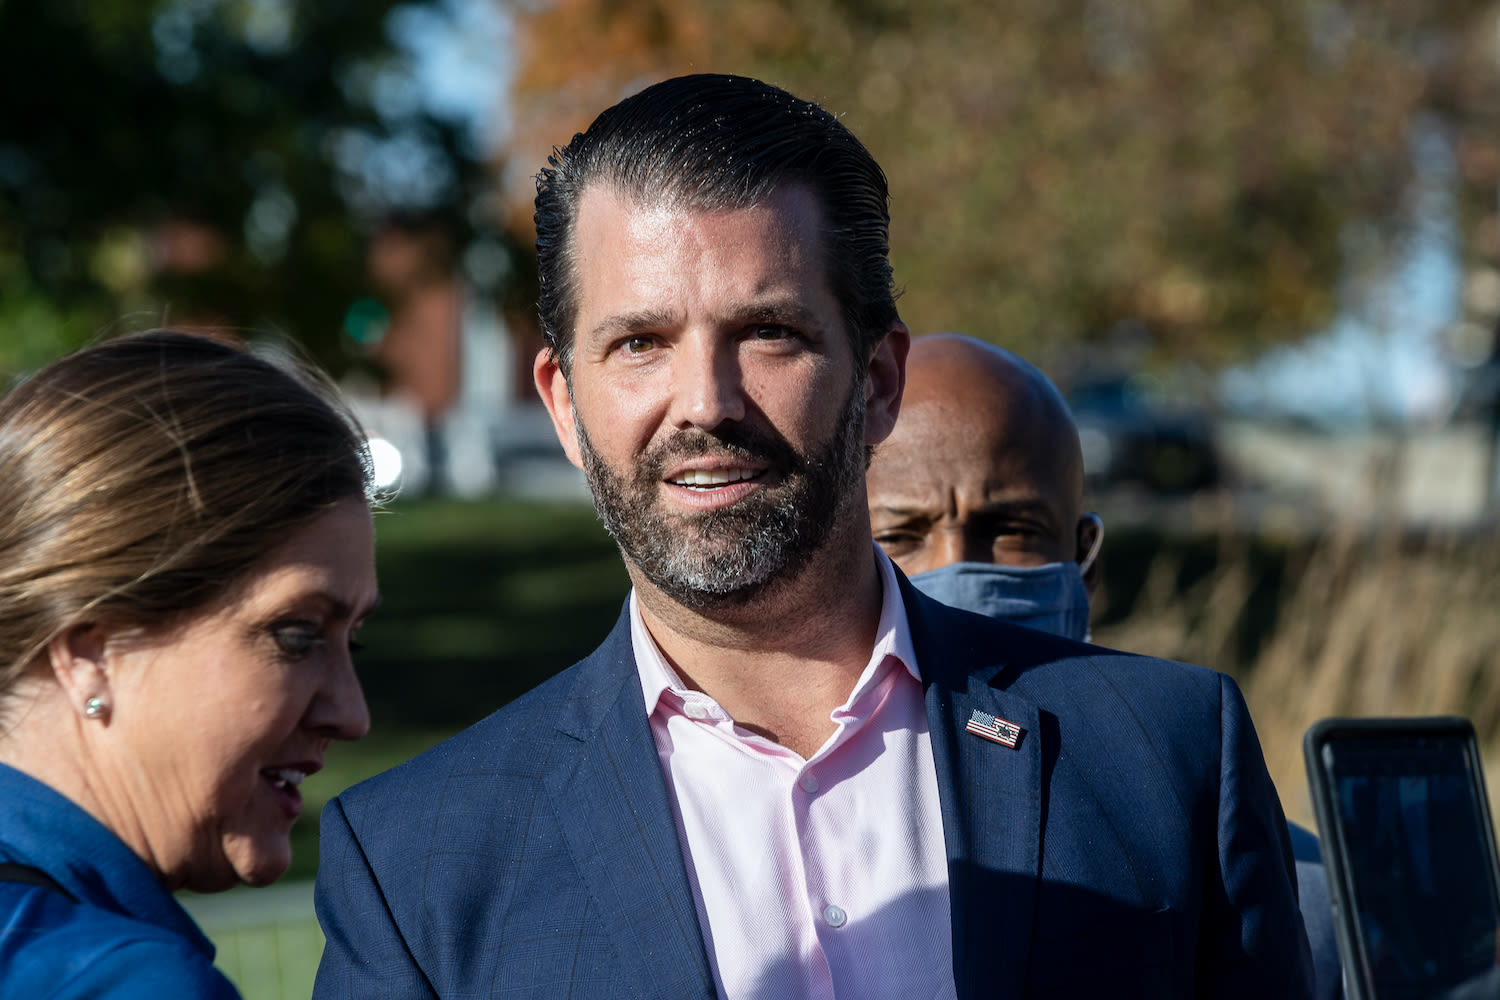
1077, 513, 1104, 575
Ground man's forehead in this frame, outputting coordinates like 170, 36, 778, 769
570, 184, 833, 270
568, 184, 842, 344
886, 393, 1032, 464
872, 397, 1076, 507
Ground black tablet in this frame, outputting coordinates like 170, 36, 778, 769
1305, 716, 1500, 1000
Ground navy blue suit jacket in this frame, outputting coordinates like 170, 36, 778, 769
314, 581, 1313, 998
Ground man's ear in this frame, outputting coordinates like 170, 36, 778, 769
1076, 513, 1104, 597
47, 624, 113, 722
862, 321, 909, 447
534, 347, 584, 470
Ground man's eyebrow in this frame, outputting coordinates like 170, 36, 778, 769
725, 300, 824, 330
968, 497, 1060, 524
872, 496, 1052, 520
974, 497, 1049, 514
871, 502, 937, 519
584, 300, 830, 346
584, 308, 680, 345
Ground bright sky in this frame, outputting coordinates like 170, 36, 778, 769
387, 0, 514, 156
1220, 118, 1464, 428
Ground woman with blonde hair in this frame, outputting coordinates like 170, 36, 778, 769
0, 330, 378, 997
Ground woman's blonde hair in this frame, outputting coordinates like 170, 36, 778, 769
0, 330, 373, 694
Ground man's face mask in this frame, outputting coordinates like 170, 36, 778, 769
909, 514, 1103, 642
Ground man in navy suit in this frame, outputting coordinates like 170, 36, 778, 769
313, 74, 1314, 998
867, 332, 1341, 999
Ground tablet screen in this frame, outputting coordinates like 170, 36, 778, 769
1324, 733, 1500, 998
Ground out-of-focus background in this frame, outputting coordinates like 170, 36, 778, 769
5, 1, 1500, 995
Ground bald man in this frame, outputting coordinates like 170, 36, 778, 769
867, 333, 1102, 640
868, 333, 1343, 1000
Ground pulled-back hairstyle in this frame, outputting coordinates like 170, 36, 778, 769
534, 73, 901, 376
0, 330, 373, 699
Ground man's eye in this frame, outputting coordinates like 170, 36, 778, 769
873, 530, 923, 553
622, 336, 655, 355
751, 325, 793, 341
974, 515, 1042, 540
272, 623, 325, 659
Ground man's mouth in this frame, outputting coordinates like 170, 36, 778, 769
669, 467, 764, 489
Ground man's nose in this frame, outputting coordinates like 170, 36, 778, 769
669, 335, 746, 429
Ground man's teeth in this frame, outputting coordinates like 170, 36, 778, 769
263, 767, 308, 789
672, 468, 758, 487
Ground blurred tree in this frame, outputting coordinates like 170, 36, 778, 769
504, 0, 1500, 372
0, 0, 511, 377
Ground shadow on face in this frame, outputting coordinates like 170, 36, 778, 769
868, 333, 1097, 590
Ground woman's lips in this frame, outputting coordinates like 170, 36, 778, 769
260, 766, 310, 820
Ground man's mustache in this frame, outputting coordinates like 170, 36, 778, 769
641, 424, 800, 480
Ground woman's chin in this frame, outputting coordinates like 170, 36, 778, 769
237, 850, 292, 888
238, 865, 287, 888
218, 834, 293, 890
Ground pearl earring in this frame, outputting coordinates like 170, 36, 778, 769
84, 697, 107, 719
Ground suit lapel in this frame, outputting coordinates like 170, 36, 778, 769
541, 611, 716, 998
906, 578, 1043, 1000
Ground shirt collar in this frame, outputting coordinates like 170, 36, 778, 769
633, 543, 921, 718
0, 762, 217, 958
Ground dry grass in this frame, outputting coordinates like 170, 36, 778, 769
1092, 521, 1500, 829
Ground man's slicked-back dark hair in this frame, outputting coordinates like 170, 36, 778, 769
534, 73, 901, 376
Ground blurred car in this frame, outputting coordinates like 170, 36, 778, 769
1067, 374, 1222, 494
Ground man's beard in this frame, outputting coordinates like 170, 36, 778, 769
575, 380, 867, 611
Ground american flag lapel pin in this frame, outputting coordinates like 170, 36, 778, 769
965, 709, 1023, 749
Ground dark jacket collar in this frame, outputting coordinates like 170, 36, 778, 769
0, 762, 217, 959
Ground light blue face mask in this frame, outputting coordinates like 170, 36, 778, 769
909, 514, 1103, 642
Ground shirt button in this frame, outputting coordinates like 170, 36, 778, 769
823, 904, 847, 928
683, 703, 709, 720
798, 773, 819, 793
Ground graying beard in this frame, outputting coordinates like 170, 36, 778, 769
634, 488, 811, 609
575, 383, 864, 611
583, 453, 809, 610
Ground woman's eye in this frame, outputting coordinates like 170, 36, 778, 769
272, 623, 324, 659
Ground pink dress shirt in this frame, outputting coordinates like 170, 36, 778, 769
632, 548, 957, 1000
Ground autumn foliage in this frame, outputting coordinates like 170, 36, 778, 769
505, 0, 1500, 370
